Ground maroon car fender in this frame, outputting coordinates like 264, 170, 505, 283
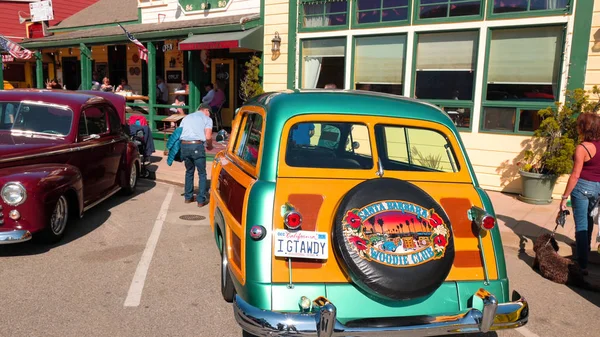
118, 141, 140, 188
0, 164, 83, 234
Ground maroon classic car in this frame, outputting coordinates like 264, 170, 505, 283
0, 89, 141, 244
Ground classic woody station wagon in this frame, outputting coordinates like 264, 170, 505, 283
209, 90, 528, 336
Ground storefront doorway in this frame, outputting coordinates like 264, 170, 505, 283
211, 58, 235, 128
62, 57, 80, 90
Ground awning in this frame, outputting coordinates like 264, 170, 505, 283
178, 26, 263, 51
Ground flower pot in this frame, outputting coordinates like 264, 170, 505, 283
517, 170, 558, 205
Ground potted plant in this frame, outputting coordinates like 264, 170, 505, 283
239, 55, 264, 103
517, 86, 600, 204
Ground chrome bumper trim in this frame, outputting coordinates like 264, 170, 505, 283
233, 289, 528, 336
0, 229, 32, 244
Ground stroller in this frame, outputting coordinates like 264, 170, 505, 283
128, 116, 151, 178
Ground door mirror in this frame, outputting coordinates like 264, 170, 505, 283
352, 141, 360, 150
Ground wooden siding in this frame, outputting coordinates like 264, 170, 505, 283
140, 0, 259, 24
262, 0, 289, 92
0, 1, 98, 41
585, 0, 600, 91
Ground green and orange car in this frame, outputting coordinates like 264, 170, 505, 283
209, 90, 528, 336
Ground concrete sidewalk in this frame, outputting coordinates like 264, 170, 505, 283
145, 149, 599, 256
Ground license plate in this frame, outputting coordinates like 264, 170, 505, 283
274, 229, 329, 260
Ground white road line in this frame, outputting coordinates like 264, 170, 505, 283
124, 186, 174, 307
516, 326, 541, 337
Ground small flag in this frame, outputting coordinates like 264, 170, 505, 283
0, 35, 33, 60
117, 24, 148, 62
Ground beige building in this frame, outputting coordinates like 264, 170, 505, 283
262, 0, 599, 200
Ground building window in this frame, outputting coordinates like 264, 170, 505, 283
301, 0, 349, 29
414, 30, 478, 101
492, 0, 570, 15
418, 0, 482, 20
301, 38, 346, 89
356, 0, 409, 25
481, 107, 542, 133
486, 26, 563, 102
442, 106, 471, 129
354, 34, 406, 95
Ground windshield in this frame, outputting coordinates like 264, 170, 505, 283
10, 102, 73, 136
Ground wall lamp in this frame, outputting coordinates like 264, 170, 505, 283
271, 31, 281, 61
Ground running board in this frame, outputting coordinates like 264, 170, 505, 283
84, 186, 122, 212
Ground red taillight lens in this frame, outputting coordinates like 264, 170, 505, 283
481, 215, 495, 230
284, 211, 302, 230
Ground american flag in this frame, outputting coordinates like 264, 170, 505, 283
118, 24, 148, 62
0, 35, 33, 60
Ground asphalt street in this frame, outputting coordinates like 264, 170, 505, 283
0, 179, 599, 337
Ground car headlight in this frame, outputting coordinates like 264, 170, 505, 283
1, 182, 27, 206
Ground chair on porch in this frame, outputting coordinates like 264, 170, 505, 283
211, 101, 224, 131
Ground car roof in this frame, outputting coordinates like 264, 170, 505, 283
245, 89, 455, 128
0, 89, 106, 109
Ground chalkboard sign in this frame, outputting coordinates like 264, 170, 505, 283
166, 70, 182, 83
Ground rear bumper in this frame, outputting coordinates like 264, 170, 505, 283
234, 289, 528, 336
0, 229, 32, 244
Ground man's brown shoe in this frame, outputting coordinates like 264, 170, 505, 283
197, 201, 208, 208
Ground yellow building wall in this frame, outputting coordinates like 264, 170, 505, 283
585, 0, 600, 91
262, 0, 289, 92
460, 133, 567, 199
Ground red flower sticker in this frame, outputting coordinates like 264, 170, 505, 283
433, 235, 447, 247
345, 211, 362, 229
430, 213, 443, 228
348, 236, 368, 251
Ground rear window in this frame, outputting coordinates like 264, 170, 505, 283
285, 122, 373, 169
375, 125, 459, 173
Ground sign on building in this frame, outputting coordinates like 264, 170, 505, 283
29, 0, 54, 23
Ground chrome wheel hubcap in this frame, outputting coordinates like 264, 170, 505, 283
130, 164, 137, 188
50, 196, 68, 235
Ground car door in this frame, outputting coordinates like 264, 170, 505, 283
105, 104, 127, 189
210, 107, 264, 285
77, 105, 113, 205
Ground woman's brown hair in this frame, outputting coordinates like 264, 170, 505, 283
577, 113, 600, 141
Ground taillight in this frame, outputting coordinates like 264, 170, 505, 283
469, 206, 496, 231
282, 202, 303, 230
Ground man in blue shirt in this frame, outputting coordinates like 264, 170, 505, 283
291, 123, 315, 146
180, 103, 213, 206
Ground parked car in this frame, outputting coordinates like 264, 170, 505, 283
209, 90, 529, 336
0, 89, 140, 244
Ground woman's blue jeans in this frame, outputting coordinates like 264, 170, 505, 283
181, 142, 207, 204
570, 178, 600, 269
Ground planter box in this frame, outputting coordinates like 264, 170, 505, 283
517, 170, 558, 205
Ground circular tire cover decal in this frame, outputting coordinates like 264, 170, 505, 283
333, 178, 455, 301
343, 202, 450, 267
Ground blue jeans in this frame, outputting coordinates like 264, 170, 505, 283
570, 178, 600, 268
181, 143, 207, 204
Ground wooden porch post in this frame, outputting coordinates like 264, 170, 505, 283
35, 51, 43, 89
187, 50, 201, 113
147, 41, 156, 132
80, 43, 92, 90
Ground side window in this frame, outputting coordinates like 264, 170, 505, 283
234, 113, 263, 167
375, 125, 459, 172
106, 107, 122, 134
0, 102, 17, 130
79, 107, 107, 138
285, 122, 373, 169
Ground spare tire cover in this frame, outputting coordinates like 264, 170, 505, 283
332, 178, 455, 301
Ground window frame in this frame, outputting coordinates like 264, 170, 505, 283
413, 0, 484, 24
350, 32, 408, 95
486, 0, 573, 20
352, 0, 412, 29
298, 0, 351, 32
299, 36, 348, 90
410, 29, 480, 131
78, 106, 109, 141
479, 24, 566, 135
229, 107, 266, 177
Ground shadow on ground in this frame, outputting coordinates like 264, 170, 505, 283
0, 179, 156, 257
